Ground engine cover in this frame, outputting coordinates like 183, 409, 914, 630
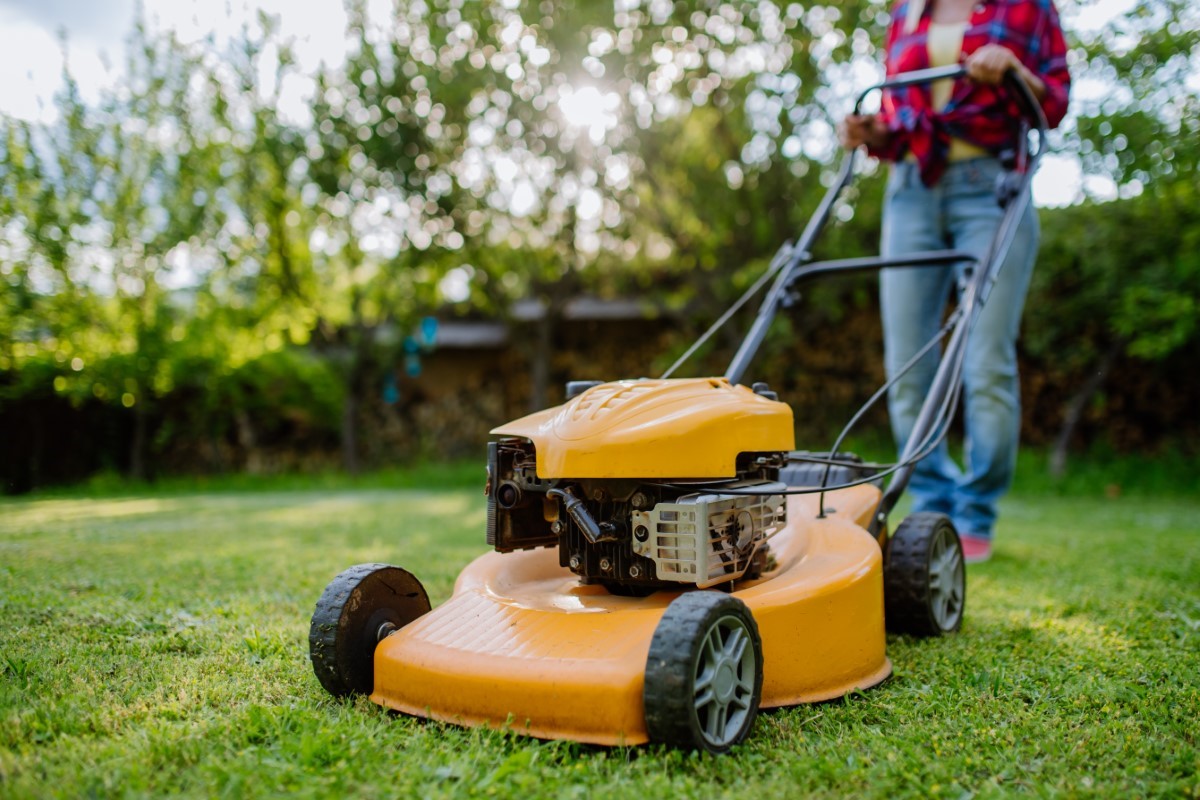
489, 378, 795, 479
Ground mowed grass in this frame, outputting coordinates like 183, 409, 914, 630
1, 471, 1197, 798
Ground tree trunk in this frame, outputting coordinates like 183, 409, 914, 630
530, 310, 553, 412
1048, 337, 1128, 478
341, 385, 360, 476
341, 328, 376, 476
130, 396, 148, 481
234, 409, 261, 473
29, 403, 42, 491
341, 283, 369, 476
208, 430, 227, 474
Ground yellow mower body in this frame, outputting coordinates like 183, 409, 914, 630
370, 483, 890, 745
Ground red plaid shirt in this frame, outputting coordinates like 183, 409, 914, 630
870, 0, 1071, 185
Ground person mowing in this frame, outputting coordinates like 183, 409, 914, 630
839, 0, 1070, 563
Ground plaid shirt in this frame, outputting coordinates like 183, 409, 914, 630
869, 0, 1071, 185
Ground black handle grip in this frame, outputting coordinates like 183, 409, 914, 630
853, 65, 967, 115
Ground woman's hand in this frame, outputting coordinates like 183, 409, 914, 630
965, 44, 1047, 100
964, 44, 1019, 85
839, 113, 890, 151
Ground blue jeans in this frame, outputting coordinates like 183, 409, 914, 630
881, 158, 1038, 539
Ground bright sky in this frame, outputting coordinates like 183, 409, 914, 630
0, 0, 351, 121
0, 0, 1134, 207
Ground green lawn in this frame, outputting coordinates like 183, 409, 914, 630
1, 470, 1197, 798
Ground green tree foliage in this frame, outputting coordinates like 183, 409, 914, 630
1072, 0, 1199, 192
1027, 0, 1200, 472
0, 19, 350, 483
1, 23, 234, 476
1071, 0, 1199, 360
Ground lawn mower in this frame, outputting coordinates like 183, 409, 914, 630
308, 66, 1047, 753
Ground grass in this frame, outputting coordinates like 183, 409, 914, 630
1, 459, 1197, 798
23, 459, 486, 499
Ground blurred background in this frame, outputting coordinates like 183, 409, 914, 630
0, 0, 1196, 493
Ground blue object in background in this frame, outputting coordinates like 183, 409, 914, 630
397, 319, 438, 379
382, 372, 400, 405
401, 337, 421, 376
404, 353, 421, 377
420, 316, 439, 349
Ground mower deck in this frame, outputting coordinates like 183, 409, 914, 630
370, 483, 891, 745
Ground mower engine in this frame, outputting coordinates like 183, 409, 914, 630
487, 438, 787, 593
484, 378, 795, 593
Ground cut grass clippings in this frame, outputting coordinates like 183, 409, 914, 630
0, 468, 1197, 798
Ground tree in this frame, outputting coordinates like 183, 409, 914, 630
0, 23, 233, 478
1031, 0, 1200, 474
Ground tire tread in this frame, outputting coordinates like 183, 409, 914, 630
884, 512, 963, 637
309, 563, 429, 697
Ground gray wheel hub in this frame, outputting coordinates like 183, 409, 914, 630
694, 616, 757, 747
928, 526, 964, 630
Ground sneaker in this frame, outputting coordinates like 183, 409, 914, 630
959, 533, 992, 564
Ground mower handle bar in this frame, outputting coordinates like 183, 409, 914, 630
715, 65, 1049, 533
723, 66, 1046, 388
853, 64, 968, 114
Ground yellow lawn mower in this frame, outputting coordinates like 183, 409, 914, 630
308, 67, 1047, 753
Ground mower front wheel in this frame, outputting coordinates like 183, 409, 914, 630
309, 563, 431, 697
643, 591, 763, 753
884, 513, 965, 636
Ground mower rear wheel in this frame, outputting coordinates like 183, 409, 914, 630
884, 513, 965, 637
643, 591, 763, 753
309, 563, 430, 697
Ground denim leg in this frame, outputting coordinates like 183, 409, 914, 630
944, 163, 1039, 537
880, 162, 960, 516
